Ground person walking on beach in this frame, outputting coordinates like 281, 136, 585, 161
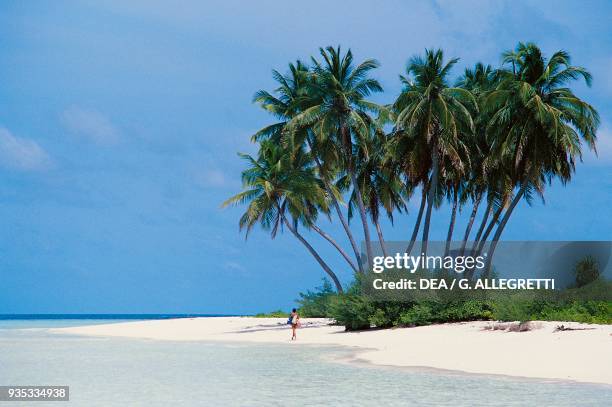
290, 308, 300, 340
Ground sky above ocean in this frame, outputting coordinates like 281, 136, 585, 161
1, 0, 611, 313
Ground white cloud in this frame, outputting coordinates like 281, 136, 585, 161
223, 261, 246, 274
193, 168, 237, 189
61, 106, 120, 145
0, 128, 52, 171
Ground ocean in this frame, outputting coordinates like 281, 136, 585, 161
0, 314, 232, 329
0, 317, 610, 406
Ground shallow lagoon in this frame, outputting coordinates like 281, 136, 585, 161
0, 323, 610, 406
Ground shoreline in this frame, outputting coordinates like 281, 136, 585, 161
341, 351, 612, 388
50, 317, 612, 385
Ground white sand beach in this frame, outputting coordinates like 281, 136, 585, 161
52, 318, 612, 385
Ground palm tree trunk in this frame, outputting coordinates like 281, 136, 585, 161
466, 202, 504, 279
350, 170, 374, 269
327, 185, 364, 273
374, 218, 389, 258
476, 205, 504, 256
311, 224, 359, 274
483, 186, 525, 277
421, 148, 439, 258
405, 186, 427, 255
470, 200, 492, 255
282, 216, 343, 293
307, 137, 364, 273
340, 125, 373, 269
459, 192, 482, 256
444, 188, 458, 257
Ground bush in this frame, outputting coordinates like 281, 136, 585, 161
534, 300, 611, 324
437, 300, 495, 322
296, 278, 336, 317
396, 300, 493, 326
493, 297, 612, 324
368, 308, 389, 328
328, 293, 374, 330
253, 310, 289, 318
368, 302, 406, 328
290, 277, 611, 329
574, 256, 600, 288
399, 303, 434, 326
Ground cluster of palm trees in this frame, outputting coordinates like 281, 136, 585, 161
224, 43, 599, 293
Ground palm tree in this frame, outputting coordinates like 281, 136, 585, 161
482, 43, 599, 272
405, 186, 427, 255
223, 141, 344, 292
252, 60, 362, 274
441, 158, 466, 257
228, 44, 599, 288
303, 128, 365, 273
290, 46, 384, 268
343, 128, 408, 258
473, 173, 513, 256
385, 124, 428, 255
455, 63, 497, 256
394, 49, 476, 258
251, 60, 309, 143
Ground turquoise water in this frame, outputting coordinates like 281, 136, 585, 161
0, 322, 610, 406
0, 315, 232, 329
0, 319, 139, 329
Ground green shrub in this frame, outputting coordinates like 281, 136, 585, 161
574, 256, 600, 288
535, 300, 611, 324
493, 296, 612, 324
296, 278, 336, 317
368, 308, 389, 328
328, 293, 374, 331
253, 310, 289, 318
368, 302, 406, 328
437, 300, 495, 322
399, 303, 434, 326
291, 277, 611, 329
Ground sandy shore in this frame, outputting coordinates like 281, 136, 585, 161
52, 317, 612, 385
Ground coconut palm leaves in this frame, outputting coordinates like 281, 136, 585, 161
254, 57, 367, 275
290, 46, 384, 266
455, 63, 498, 256
343, 128, 408, 258
481, 42, 599, 273
393, 49, 476, 257
223, 141, 344, 292
225, 43, 598, 288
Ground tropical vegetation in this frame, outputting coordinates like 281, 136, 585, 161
294, 276, 611, 328
225, 43, 606, 326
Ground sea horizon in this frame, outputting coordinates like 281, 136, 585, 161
0, 313, 240, 320
0, 314, 244, 330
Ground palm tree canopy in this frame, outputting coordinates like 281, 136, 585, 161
393, 48, 477, 181
484, 42, 599, 190
288, 46, 384, 168
222, 141, 328, 238
341, 129, 408, 224
251, 60, 311, 143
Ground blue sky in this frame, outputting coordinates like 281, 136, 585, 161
1, 0, 611, 314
